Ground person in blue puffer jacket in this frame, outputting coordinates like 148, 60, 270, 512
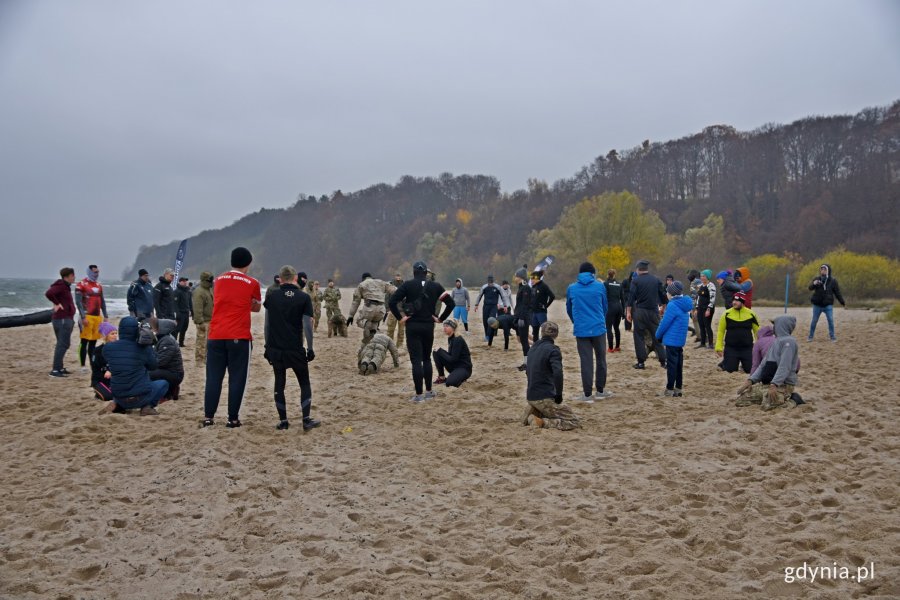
566, 262, 611, 402
655, 281, 693, 397
100, 316, 169, 415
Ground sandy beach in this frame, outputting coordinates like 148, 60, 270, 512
1, 300, 898, 599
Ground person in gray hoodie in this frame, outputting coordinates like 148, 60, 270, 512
736, 315, 801, 411
450, 278, 471, 332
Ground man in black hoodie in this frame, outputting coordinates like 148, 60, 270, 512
807, 263, 846, 342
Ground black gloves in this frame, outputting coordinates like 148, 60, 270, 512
306, 348, 315, 362
346, 317, 353, 326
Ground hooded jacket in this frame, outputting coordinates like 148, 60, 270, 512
751, 325, 775, 374
808, 264, 845, 307
102, 316, 158, 398
450, 279, 470, 308
154, 319, 184, 377
174, 284, 192, 315
153, 277, 176, 319
192, 272, 214, 325
566, 272, 608, 337
750, 315, 800, 386
655, 295, 693, 348
45, 278, 76, 320
525, 337, 564, 401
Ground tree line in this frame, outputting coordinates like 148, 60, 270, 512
126, 101, 899, 296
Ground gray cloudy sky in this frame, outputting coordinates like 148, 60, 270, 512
1, 0, 898, 279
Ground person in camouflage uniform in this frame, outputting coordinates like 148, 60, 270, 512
522, 321, 580, 430
735, 315, 802, 411
347, 272, 396, 345
385, 272, 405, 346
357, 332, 400, 375
191, 271, 214, 363
328, 311, 348, 338
322, 279, 342, 322
307, 280, 323, 330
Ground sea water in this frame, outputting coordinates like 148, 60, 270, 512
0, 278, 132, 317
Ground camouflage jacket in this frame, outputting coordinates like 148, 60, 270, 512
322, 287, 342, 309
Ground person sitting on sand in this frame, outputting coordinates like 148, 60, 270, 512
522, 321, 580, 430
432, 318, 472, 387
736, 315, 803, 411
358, 332, 400, 375
100, 316, 169, 415
149, 318, 184, 401
90, 321, 118, 402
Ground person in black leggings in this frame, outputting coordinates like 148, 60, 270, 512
389, 261, 454, 403
604, 269, 625, 352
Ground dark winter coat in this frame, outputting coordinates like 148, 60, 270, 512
808, 263, 845, 307
153, 277, 176, 319
154, 319, 184, 378
102, 317, 158, 398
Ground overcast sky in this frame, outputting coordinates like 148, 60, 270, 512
1, 0, 897, 279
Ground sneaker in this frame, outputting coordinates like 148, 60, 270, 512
673, 388, 683, 397
571, 394, 595, 404
707, 344, 715, 350
657, 389, 675, 397
807, 337, 814, 342
49, 370, 68, 378
410, 394, 425, 403
593, 391, 614, 399
302, 417, 321, 431
516, 363, 527, 372
424, 390, 437, 400
200, 418, 215, 427
80, 366, 89, 374
60, 368, 72, 375
607, 348, 615, 353
140, 406, 159, 416
225, 420, 242, 428
633, 363, 645, 370
276, 420, 290, 430
433, 376, 447, 385
98, 401, 118, 415
614, 347, 621, 353
829, 337, 837, 343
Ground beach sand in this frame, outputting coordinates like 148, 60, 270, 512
1, 301, 898, 599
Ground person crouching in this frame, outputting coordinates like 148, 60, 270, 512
100, 316, 169, 415
432, 318, 472, 387
149, 318, 185, 400
736, 315, 803, 411
522, 321, 579, 430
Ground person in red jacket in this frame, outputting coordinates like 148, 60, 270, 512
45, 267, 77, 377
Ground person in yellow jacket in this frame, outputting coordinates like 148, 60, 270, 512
715, 291, 759, 373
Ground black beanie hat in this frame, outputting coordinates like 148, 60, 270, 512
579, 261, 596, 274
138, 268, 148, 277
231, 247, 253, 268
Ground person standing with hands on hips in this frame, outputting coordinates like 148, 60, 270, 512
389, 261, 455, 403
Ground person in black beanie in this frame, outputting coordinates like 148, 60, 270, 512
201, 247, 262, 428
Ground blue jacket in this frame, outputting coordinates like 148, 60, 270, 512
102, 317, 158, 398
127, 278, 155, 317
566, 272, 608, 338
655, 295, 693, 348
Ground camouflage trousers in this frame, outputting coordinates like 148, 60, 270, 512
328, 315, 347, 338
194, 323, 208, 363
736, 382, 795, 411
325, 305, 340, 322
358, 344, 395, 375
386, 312, 405, 346
313, 306, 321, 330
523, 399, 580, 431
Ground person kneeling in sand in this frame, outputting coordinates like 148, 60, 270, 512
99, 316, 169, 416
149, 318, 184, 400
358, 332, 400, 375
522, 321, 580, 430
432, 318, 472, 387
735, 315, 803, 411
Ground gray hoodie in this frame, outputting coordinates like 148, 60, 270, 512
749, 315, 799, 386
450, 279, 470, 308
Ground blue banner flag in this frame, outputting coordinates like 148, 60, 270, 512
172, 240, 188, 288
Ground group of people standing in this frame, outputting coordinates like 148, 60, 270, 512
45, 248, 843, 431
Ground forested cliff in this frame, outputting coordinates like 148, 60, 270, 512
126, 101, 899, 286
